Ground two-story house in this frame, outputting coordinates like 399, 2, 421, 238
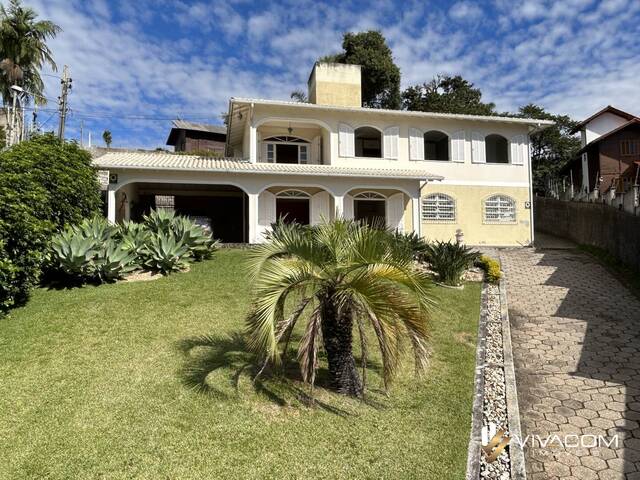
94, 62, 552, 245
561, 106, 640, 200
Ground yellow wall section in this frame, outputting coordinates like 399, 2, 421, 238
415, 185, 532, 246
313, 81, 362, 108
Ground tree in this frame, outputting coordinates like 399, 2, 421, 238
0, 133, 101, 310
102, 130, 112, 148
245, 220, 432, 397
290, 89, 308, 103
402, 75, 496, 116
0, 0, 61, 105
515, 104, 581, 194
322, 31, 401, 109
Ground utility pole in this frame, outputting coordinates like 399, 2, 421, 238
57, 65, 72, 140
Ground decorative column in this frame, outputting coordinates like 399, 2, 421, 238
247, 192, 259, 243
249, 125, 257, 164
107, 185, 117, 224
412, 194, 422, 237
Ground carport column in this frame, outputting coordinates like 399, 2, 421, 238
248, 192, 259, 243
412, 192, 422, 237
107, 185, 117, 224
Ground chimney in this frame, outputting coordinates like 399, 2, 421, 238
307, 62, 362, 108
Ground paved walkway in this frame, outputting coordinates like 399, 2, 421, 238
500, 235, 640, 480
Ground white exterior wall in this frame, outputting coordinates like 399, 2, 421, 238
247, 104, 533, 188
584, 112, 629, 146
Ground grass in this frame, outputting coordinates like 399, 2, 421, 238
578, 244, 640, 299
0, 249, 481, 480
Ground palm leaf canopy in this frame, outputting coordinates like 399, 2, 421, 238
245, 219, 434, 390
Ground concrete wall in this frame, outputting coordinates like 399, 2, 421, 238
534, 196, 640, 271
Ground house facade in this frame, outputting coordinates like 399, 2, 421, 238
559, 106, 639, 212
95, 62, 552, 245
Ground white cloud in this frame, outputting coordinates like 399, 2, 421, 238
449, 1, 484, 21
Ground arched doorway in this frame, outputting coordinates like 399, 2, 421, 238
275, 189, 311, 225
353, 191, 386, 227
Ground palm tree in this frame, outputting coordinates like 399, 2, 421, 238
102, 130, 112, 148
0, 0, 61, 105
245, 220, 433, 397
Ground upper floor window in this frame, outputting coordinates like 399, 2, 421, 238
354, 127, 382, 158
483, 195, 516, 224
485, 134, 509, 164
422, 193, 455, 222
621, 139, 639, 156
264, 136, 309, 164
424, 131, 450, 161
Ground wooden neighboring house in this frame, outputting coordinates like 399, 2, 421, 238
561, 106, 640, 199
166, 120, 226, 154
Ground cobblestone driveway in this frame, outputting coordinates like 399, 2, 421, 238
500, 236, 640, 480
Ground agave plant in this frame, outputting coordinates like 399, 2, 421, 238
392, 231, 429, 261
141, 232, 191, 274
73, 216, 117, 246
422, 241, 480, 286
50, 229, 98, 279
246, 219, 433, 398
118, 221, 150, 261
173, 216, 219, 261
93, 241, 137, 282
143, 209, 177, 235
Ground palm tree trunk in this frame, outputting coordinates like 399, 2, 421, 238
320, 293, 363, 397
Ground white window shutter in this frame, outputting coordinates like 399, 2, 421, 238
409, 128, 423, 160
510, 134, 525, 165
339, 123, 354, 157
311, 191, 330, 225
311, 136, 321, 164
383, 126, 399, 159
451, 130, 465, 163
471, 132, 485, 163
386, 193, 405, 232
257, 190, 276, 241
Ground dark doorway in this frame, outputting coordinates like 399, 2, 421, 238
276, 198, 310, 225
354, 199, 386, 227
276, 144, 299, 164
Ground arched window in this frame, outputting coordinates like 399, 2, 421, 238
263, 136, 310, 164
276, 189, 311, 198
423, 131, 449, 161
264, 136, 309, 144
422, 193, 455, 222
485, 134, 509, 164
353, 191, 386, 200
484, 195, 516, 223
354, 127, 382, 158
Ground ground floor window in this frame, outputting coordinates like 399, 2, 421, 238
353, 192, 386, 227
422, 193, 456, 222
276, 190, 310, 225
483, 194, 516, 224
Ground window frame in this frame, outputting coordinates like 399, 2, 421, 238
422, 193, 456, 223
484, 134, 510, 164
483, 194, 517, 224
353, 125, 383, 159
422, 130, 451, 161
263, 136, 310, 164
620, 139, 639, 156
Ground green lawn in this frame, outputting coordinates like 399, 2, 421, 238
0, 249, 481, 480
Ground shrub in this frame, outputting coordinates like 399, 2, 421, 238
476, 255, 502, 284
423, 241, 480, 286
93, 242, 136, 282
0, 134, 100, 310
50, 229, 98, 280
118, 221, 150, 262
392, 231, 428, 261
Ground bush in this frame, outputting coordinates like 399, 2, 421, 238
476, 255, 502, 284
423, 241, 480, 286
0, 134, 100, 310
141, 232, 191, 274
392, 231, 428, 261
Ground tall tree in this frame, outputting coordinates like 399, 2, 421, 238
0, 0, 60, 105
515, 104, 581, 194
402, 75, 496, 116
322, 31, 401, 109
102, 130, 112, 148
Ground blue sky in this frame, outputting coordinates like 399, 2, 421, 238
24, 0, 640, 149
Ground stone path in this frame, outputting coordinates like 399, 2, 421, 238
500, 235, 640, 480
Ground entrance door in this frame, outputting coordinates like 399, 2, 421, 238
354, 199, 386, 227
276, 144, 299, 164
276, 198, 310, 225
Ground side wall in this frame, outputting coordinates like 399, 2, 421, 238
534, 197, 640, 271
421, 184, 532, 246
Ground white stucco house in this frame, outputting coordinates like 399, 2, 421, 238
94, 63, 553, 246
